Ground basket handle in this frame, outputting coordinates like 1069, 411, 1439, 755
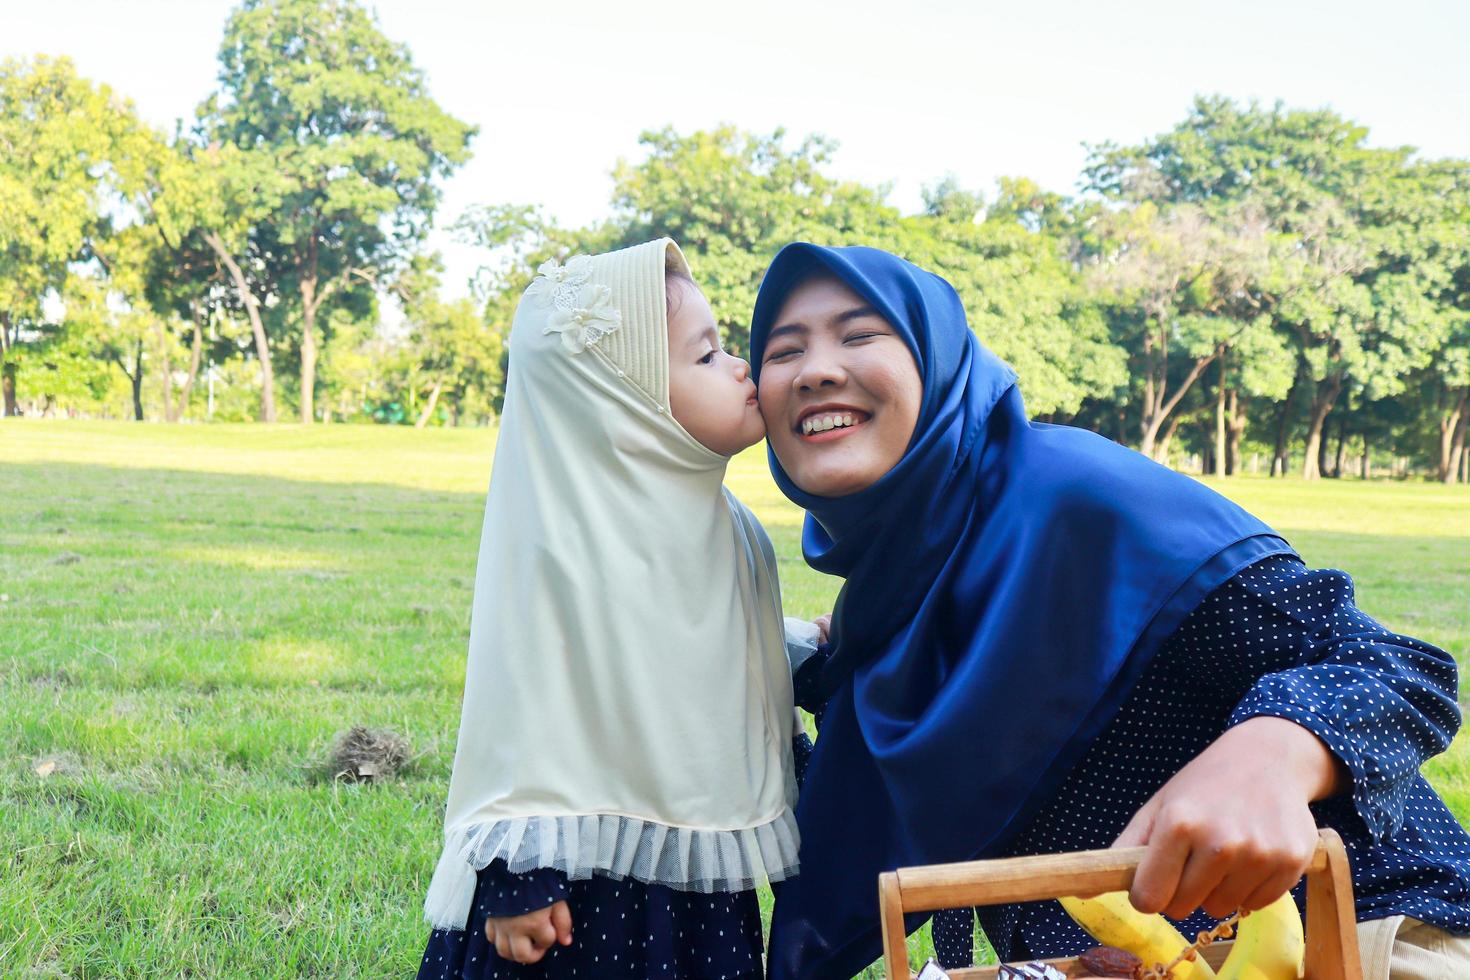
878, 827, 1361, 980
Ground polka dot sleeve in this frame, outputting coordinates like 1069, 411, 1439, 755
1226, 565, 1462, 841
478, 859, 570, 918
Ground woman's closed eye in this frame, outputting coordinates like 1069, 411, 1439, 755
764, 345, 802, 363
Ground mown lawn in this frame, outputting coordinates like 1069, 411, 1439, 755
3, 420, 1468, 978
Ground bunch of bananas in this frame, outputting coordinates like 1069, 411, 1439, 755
1060, 889, 1305, 979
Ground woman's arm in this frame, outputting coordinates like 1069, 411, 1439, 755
1116, 560, 1460, 920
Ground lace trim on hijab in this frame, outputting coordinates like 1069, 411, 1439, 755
423, 809, 801, 930
526, 255, 622, 353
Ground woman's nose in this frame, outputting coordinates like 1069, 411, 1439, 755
794, 347, 845, 391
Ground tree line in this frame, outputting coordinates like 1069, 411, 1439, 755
2, 0, 1466, 482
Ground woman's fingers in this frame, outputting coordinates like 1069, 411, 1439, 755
1232, 829, 1316, 913
1170, 839, 1249, 920
1128, 809, 1193, 915
1112, 794, 1158, 850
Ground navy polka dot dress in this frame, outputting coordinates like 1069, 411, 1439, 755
797, 554, 1470, 970
416, 859, 764, 979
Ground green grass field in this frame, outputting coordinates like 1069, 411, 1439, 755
4, 420, 1469, 978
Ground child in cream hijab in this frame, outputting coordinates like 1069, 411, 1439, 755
417, 239, 810, 980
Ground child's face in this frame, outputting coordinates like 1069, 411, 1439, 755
666, 277, 766, 456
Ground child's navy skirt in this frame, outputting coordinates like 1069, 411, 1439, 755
416, 859, 764, 980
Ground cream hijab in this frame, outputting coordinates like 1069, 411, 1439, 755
423, 239, 799, 930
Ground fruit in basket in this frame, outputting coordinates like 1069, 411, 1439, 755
1078, 945, 1144, 977
1214, 892, 1304, 980
1059, 891, 1218, 980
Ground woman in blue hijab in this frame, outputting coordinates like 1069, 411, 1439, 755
750, 243, 1470, 979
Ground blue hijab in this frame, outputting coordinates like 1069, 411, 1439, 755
750, 243, 1293, 979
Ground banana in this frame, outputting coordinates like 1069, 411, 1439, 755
1059, 891, 1218, 980
1215, 891, 1304, 980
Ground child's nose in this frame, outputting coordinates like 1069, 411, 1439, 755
733, 357, 751, 381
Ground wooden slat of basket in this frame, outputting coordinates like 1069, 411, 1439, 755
891, 845, 1328, 912
879, 828, 1362, 980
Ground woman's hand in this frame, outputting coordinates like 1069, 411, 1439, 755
814, 614, 832, 646
485, 900, 573, 964
1113, 716, 1346, 920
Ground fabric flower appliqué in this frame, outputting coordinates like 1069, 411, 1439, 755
527, 256, 622, 353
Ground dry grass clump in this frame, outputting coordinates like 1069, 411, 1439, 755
323, 725, 411, 782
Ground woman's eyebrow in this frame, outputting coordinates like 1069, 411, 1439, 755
766, 322, 807, 343
834, 305, 881, 324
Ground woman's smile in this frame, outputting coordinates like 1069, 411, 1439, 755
796, 404, 872, 441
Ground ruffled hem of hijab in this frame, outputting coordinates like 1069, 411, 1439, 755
423, 808, 801, 930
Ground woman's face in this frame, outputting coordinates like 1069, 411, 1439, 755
757, 274, 922, 497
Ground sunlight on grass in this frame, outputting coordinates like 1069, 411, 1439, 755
248, 638, 347, 684
171, 543, 350, 573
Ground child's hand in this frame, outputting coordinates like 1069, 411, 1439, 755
814, 614, 832, 646
485, 900, 573, 964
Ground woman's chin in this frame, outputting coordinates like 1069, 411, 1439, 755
789, 463, 880, 499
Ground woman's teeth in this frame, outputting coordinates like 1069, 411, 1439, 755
801, 413, 858, 435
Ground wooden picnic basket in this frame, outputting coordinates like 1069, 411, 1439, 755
878, 827, 1363, 979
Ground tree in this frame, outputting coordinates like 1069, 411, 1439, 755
1086, 97, 1455, 478
0, 56, 155, 415
905, 178, 1127, 419
198, 0, 475, 423
1086, 199, 1293, 460
605, 126, 899, 354
393, 254, 505, 427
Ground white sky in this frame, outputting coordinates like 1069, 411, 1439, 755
5, 0, 1469, 302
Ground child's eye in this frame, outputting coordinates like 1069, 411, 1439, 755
699, 351, 716, 365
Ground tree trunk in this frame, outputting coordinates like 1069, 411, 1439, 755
1361, 435, 1372, 480
1225, 390, 1246, 476
1, 312, 16, 417
1332, 414, 1348, 479
130, 338, 145, 421
1140, 355, 1218, 461
155, 321, 177, 423
1271, 369, 1304, 477
1438, 388, 1469, 483
203, 231, 276, 422
1301, 375, 1342, 480
1448, 399, 1469, 485
1213, 352, 1228, 476
300, 271, 318, 425
415, 380, 443, 429
1156, 414, 1183, 467
173, 306, 205, 422
1, 361, 16, 417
